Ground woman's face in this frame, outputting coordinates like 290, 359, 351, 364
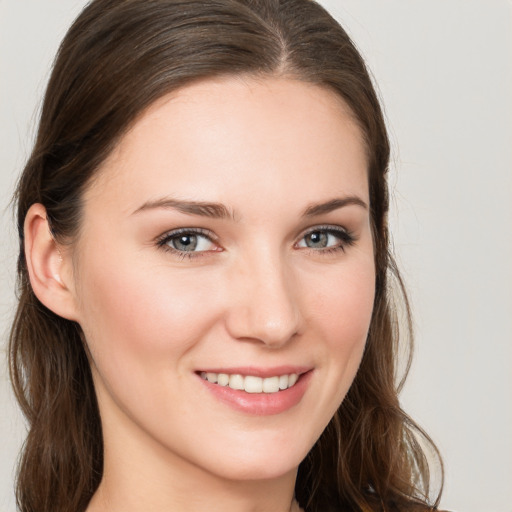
71, 77, 375, 481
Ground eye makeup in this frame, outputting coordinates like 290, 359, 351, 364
155, 223, 357, 261
296, 224, 356, 254
155, 227, 221, 260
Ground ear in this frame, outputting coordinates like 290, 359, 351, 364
24, 203, 80, 322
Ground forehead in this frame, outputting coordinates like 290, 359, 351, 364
85, 76, 369, 214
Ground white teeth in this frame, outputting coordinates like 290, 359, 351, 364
206, 372, 217, 383
279, 374, 289, 390
262, 376, 280, 393
244, 376, 263, 393
217, 373, 229, 386
229, 374, 244, 390
200, 372, 300, 393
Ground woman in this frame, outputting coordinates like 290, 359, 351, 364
9, 0, 443, 511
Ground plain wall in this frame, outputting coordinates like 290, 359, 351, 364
1, 1, 511, 511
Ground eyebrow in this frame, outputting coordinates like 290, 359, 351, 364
302, 196, 368, 217
132, 195, 367, 220
132, 198, 235, 220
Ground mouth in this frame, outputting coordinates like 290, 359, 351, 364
199, 371, 299, 394
195, 367, 313, 415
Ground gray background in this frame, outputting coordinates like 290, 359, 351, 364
1, 1, 511, 511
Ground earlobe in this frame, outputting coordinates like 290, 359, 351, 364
24, 203, 80, 321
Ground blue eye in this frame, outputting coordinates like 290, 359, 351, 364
158, 228, 217, 255
297, 226, 354, 251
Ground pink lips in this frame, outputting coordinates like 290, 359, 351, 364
196, 367, 313, 416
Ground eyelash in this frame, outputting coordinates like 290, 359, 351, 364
156, 227, 217, 260
298, 225, 356, 254
155, 225, 356, 260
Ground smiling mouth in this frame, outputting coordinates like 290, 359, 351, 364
199, 372, 299, 394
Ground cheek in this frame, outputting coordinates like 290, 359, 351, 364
310, 262, 375, 344
307, 259, 375, 395
76, 251, 215, 380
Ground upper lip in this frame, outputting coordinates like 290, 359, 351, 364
195, 366, 312, 378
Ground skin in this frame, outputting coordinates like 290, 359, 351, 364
25, 76, 375, 512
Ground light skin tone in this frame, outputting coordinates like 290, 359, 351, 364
24, 76, 375, 512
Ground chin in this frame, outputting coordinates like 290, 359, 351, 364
209, 456, 301, 482
192, 433, 312, 482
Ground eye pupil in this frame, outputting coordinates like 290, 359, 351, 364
306, 231, 328, 248
173, 234, 198, 251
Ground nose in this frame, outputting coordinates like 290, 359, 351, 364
224, 252, 302, 348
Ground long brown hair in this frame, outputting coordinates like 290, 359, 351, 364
9, 1, 443, 511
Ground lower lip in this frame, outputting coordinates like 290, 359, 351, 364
197, 371, 313, 416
